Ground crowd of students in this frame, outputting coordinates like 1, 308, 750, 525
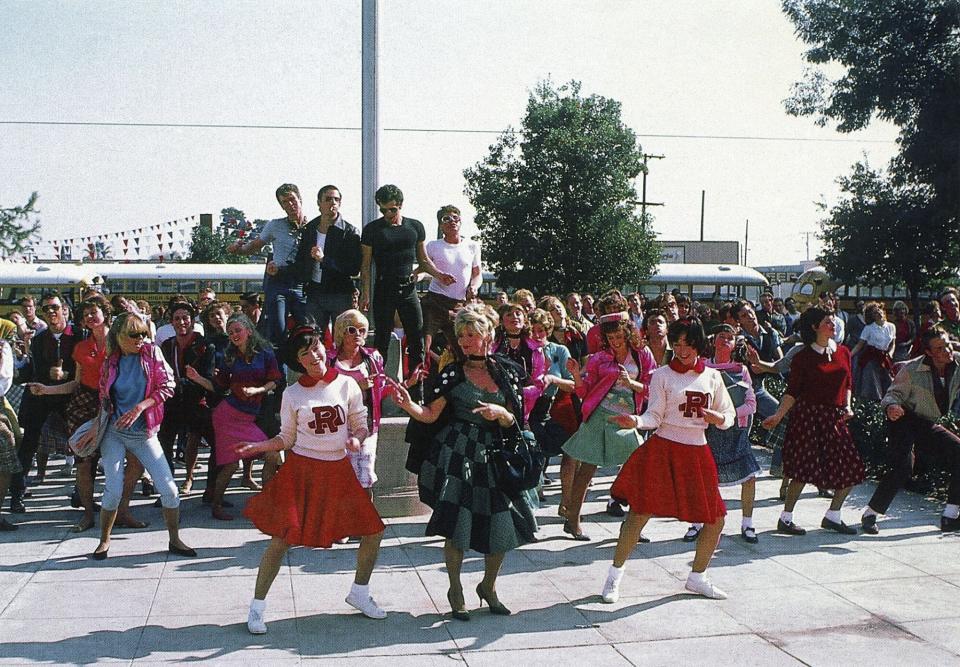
2, 181, 959, 636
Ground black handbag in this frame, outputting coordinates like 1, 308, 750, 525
491, 422, 545, 497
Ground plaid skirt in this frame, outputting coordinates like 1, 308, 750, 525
64, 385, 100, 437
418, 417, 537, 554
782, 401, 865, 489
0, 413, 20, 474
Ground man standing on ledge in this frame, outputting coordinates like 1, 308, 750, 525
227, 184, 307, 345
296, 184, 362, 335
359, 184, 455, 397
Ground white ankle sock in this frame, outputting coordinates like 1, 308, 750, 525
824, 509, 841, 523
741, 516, 754, 529
780, 511, 793, 523
350, 582, 369, 598
607, 564, 625, 581
687, 571, 706, 583
862, 506, 878, 518
943, 504, 960, 519
250, 598, 266, 613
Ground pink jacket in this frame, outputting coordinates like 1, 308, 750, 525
493, 336, 547, 422
328, 345, 391, 434
100, 342, 176, 437
577, 346, 655, 422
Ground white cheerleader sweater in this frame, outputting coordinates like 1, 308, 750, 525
278, 373, 369, 461
630, 360, 736, 446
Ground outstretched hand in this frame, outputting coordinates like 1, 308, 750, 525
606, 414, 637, 429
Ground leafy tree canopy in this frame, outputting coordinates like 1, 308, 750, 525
0, 192, 42, 259
186, 207, 249, 264
818, 161, 958, 309
464, 80, 660, 295
783, 0, 960, 211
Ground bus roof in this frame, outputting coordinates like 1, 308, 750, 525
84, 263, 264, 281
0, 262, 101, 285
645, 264, 769, 287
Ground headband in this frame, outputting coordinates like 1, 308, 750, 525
598, 312, 629, 324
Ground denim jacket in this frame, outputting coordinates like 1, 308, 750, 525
100, 342, 176, 437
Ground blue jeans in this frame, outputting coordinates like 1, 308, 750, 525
305, 289, 353, 335
264, 275, 306, 346
100, 424, 179, 511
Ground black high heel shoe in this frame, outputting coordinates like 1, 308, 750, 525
563, 520, 590, 541
446, 588, 470, 621
476, 583, 511, 616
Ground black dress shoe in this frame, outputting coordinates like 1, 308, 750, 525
606, 501, 626, 518
168, 542, 197, 557
741, 527, 759, 544
821, 517, 857, 535
941, 515, 960, 533
776, 518, 806, 535
861, 514, 879, 535
10, 499, 26, 514
91, 548, 109, 561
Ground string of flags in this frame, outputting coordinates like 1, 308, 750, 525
21, 215, 202, 262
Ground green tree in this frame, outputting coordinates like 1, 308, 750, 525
463, 80, 659, 295
817, 161, 957, 318
0, 191, 42, 259
782, 0, 959, 216
186, 209, 247, 264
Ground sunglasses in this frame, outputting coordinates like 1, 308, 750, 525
441, 215, 460, 224
41, 304, 61, 313
346, 326, 368, 336
126, 332, 148, 340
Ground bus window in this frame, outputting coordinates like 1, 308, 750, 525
178, 280, 198, 295
221, 280, 243, 294
157, 279, 177, 293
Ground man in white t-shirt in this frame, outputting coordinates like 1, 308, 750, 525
419, 205, 482, 357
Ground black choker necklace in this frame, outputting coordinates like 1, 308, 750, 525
467, 354, 487, 362
505, 333, 521, 339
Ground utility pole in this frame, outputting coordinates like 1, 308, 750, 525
800, 231, 815, 261
700, 190, 705, 241
744, 219, 749, 266
361, 0, 379, 230
639, 153, 665, 219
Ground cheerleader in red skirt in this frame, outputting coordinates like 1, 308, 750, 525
235, 325, 386, 634
602, 318, 735, 602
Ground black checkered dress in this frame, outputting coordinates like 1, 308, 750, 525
418, 380, 537, 554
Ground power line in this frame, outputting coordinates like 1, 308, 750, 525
0, 120, 896, 144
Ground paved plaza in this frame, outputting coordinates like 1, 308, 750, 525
1, 447, 959, 666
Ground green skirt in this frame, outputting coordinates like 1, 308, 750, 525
562, 404, 641, 467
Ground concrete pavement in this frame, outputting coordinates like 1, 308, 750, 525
2, 447, 960, 665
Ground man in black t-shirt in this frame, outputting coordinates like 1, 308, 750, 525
360, 184, 454, 393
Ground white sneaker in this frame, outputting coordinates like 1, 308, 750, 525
345, 591, 387, 619
601, 571, 623, 604
247, 607, 267, 634
685, 574, 727, 600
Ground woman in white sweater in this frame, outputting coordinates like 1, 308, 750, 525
602, 318, 735, 603
236, 324, 386, 634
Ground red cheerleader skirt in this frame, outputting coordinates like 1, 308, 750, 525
243, 452, 385, 548
610, 434, 726, 524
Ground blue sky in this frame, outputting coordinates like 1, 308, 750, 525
0, 0, 897, 265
